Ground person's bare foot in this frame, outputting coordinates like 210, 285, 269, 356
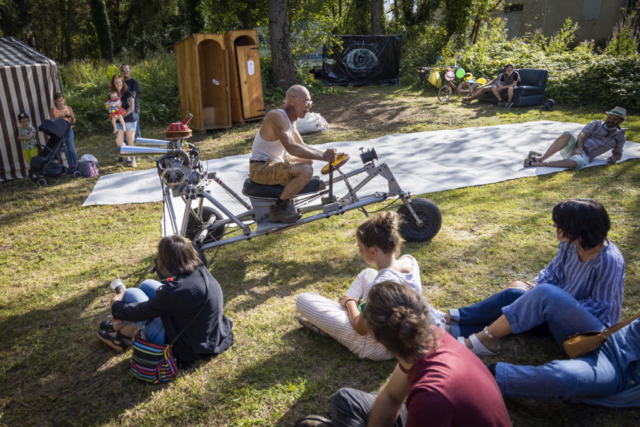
113, 128, 118, 134
461, 99, 471, 105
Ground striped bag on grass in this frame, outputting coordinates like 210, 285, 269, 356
130, 270, 210, 384
131, 334, 179, 383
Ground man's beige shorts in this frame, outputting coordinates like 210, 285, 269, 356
249, 156, 292, 185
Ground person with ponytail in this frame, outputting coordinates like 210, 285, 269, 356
295, 212, 446, 361
295, 281, 511, 427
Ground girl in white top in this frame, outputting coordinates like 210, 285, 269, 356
296, 212, 446, 361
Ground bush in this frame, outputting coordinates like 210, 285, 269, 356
62, 52, 179, 135
435, 16, 640, 109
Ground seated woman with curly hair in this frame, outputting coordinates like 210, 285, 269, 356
295, 211, 446, 361
295, 281, 511, 427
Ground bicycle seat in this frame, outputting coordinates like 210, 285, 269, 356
242, 177, 322, 199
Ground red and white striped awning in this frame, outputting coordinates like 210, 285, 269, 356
0, 37, 63, 181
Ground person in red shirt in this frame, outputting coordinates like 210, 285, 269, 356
295, 281, 511, 427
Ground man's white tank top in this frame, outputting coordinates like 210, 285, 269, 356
250, 109, 292, 162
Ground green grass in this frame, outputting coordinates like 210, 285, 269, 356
1, 86, 640, 426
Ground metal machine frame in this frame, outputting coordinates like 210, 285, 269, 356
120, 119, 442, 256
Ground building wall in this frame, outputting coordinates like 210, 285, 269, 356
503, 0, 629, 44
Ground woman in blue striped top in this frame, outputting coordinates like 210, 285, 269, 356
445, 199, 625, 356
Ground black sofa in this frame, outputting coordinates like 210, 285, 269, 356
478, 68, 548, 107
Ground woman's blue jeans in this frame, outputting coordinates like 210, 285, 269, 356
122, 279, 166, 345
64, 128, 78, 168
449, 284, 605, 348
496, 320, 640, 402
449, 288, 527, 338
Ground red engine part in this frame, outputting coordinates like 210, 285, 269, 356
165, 115, 193, 139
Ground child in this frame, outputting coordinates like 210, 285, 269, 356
295, 211, 446, 361
105, 91, 127, 134
16, 112, 38, 168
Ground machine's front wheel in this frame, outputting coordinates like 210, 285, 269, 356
185, 206, 226, 246
397, 198, 442, 242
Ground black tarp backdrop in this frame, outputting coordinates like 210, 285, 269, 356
319, 35, 402, 87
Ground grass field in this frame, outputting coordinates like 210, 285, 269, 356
1, 85, 640, 426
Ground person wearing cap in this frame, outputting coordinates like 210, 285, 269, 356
16, 112, 38, 168
524, 107, 627, 169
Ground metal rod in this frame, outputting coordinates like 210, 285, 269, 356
209, 172, 252, 210
134, 138, 169, 147
330, 167, 365, 184
180, 197, 192, 236
197, 196, 204, 216
200, 191, 252, 235
199, 195, 387, 250
164, 186, 179, 235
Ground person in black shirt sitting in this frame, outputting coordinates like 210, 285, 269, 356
491, 63, 520, 108
97, 235, 234, 367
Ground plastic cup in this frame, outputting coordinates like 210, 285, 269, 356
110, 279, 125, 294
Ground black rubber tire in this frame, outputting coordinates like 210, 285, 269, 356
437, 85, 452, 102
185, 206, 226, 246
397, 198, 442, 242
155, 242, 208, 280
38, 178, 47, 186
73, 170, 82, 179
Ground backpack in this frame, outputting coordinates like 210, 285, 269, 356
77, 161, 99, 178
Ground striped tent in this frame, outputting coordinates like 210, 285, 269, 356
0, 37, 63, 181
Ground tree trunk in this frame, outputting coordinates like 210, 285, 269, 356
90, 0, 114, 61
185, 0, 204, 34
268, 0, 296, 88
371, 0, 383, 35
16, 0, 35, 47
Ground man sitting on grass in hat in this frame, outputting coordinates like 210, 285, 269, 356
523, 107, 627, 169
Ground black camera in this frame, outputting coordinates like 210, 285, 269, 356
359, 147, 378, 164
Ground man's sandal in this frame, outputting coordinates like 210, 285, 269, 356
96, 330, 133, 352
296, 316, 330, 338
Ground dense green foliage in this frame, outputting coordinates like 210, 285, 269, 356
62, 53, 179, 134
432, 15, 640, 109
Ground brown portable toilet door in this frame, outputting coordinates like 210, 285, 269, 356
236, 45, 265, 119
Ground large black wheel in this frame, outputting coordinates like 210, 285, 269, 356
437, 85, 452, 102
185, 206, 226, 246
397, 198, 442, 242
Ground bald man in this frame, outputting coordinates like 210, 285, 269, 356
249, 85, 341, 223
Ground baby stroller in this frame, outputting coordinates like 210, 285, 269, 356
29, 117, 81, 186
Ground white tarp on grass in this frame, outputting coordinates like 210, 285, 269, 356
82, 121, 640, 229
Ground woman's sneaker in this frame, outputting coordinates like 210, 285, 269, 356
504, 102, 513, 108
497, 101, 505, 108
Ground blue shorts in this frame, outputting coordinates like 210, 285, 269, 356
117, 121, 138, 132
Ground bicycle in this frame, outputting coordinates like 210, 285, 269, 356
437, 67, 484, 102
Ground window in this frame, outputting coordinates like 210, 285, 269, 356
582, 0, 601, 21
504, 3, 524, 13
